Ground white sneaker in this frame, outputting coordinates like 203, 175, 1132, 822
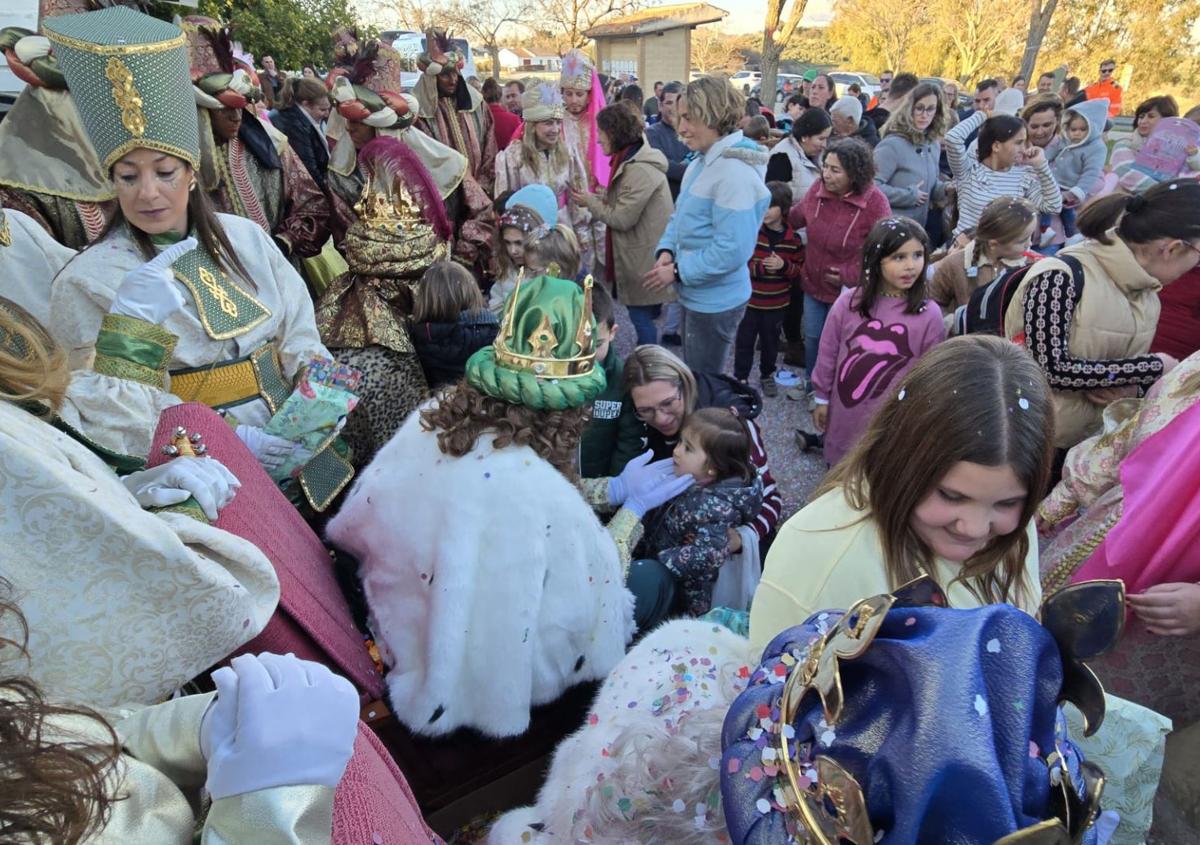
1064, 233, 1086, 247
1039, 227, 1056, 247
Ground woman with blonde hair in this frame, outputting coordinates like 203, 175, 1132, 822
874, 81, 950, 230
495, 82, 595, 273
622, 344, 784, 611
0, 297, 277, 710
646, 76, 770, 374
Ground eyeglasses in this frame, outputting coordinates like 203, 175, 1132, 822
634, 389, 682, 421
1100, 66, 1115, 74
913, 104, 938, 114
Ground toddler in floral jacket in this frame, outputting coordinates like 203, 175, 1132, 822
641, 408, 763, 616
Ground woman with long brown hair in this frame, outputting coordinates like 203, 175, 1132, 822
43, 8, 347, 512
751, 335, 1054, 652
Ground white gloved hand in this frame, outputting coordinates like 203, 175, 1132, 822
109, 236, 197, 323
235, 425, 300, 472
204, 653, 360, 800
121, 456, 240, 520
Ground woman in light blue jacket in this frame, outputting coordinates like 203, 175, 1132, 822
645, 76, 770, 375
873, 82, 949, 233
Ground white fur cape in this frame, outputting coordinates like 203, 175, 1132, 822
489, 619, 756, 844
326, 409, 635, 738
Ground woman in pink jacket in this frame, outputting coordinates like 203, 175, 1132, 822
788, 137, 892, 388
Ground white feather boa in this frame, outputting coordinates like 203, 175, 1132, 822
326, 409, 635, 738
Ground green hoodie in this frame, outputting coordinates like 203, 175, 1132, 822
580, 349, 646, 478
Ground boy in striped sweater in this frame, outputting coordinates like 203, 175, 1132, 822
733, 181, 804, 396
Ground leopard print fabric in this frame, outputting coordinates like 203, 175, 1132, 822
333, 345, 429, 468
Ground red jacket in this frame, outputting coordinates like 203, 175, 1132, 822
1151, 265, 1200, 360
489, 102, 521, 151
788, 180, 892, 304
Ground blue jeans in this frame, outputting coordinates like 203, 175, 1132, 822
625, 304, 661, 346
682, 303, 746, 375
802, 292, 832, 383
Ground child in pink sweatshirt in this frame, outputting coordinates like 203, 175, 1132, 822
811, 217, 945, 466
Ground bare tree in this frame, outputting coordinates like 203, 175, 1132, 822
760, 0, 810, 108
371, 0, 440, 31
1017, 0, 1059, 83
444, 0, 537, 79
690, 26, 743, 75
533, 0, 642, 52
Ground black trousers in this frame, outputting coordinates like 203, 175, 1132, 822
734, 307, 787, 380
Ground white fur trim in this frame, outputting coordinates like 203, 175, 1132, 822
490, 620, 754, 843
14, 35, 50, 64
327, 409, 634, 739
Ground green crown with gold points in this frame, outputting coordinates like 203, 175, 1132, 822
44, 7, 200, 171
465, 273, 607, 411
495, 271, 596, 379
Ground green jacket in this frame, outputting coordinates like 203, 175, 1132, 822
580, 349, 645, 478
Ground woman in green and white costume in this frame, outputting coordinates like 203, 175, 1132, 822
43, 8, 350, 511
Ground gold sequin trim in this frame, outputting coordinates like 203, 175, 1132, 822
44, 29, 187, 56
0, 213, 10, 247
1041, 506, 1122, 595
105, 57, 147, 138
103, 138, 200, 173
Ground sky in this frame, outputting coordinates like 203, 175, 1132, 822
719, 0, 834, 34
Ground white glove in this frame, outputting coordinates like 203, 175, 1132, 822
204, 653, 360, 800
121, 456, 240, 520
235, 425, 305, 472
109, 236, 197, 323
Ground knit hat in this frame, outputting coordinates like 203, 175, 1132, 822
506, 184, 558, 230
994, 87, 1027, 117
466, 274, 605, 410
181, 15, 261, 110
559, 48, 595, 92
522, 81, 565, 123
722, 577, 1121, 844
44, 7, 200, 170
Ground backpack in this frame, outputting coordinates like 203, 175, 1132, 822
954, 254, 1084, 337
695, 372, 762, 421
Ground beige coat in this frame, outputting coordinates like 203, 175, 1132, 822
582, 139, 676, 307
1004, 234, 1161, 449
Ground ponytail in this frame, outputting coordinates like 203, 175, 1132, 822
1079, 180, 1200, 245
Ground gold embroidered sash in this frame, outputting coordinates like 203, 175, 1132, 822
171, 244, 271, 340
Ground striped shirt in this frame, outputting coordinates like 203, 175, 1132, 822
749, 224, 804, 310
946, 110, 1063, 236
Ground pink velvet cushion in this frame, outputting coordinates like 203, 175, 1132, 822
334, 723, 444, 844
149, 403, 384, 700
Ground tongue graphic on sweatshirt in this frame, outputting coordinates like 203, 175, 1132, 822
836, 319, 914, 407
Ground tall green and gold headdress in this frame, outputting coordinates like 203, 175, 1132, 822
466, 274, 606, 411
44, 7, 199, 171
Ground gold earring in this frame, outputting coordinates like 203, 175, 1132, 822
189, 178, 197, 192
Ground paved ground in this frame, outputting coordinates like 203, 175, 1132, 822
609, 302, 827, 520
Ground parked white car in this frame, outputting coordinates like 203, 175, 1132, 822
830, 71, 880, 101
730, 70, 762, 93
